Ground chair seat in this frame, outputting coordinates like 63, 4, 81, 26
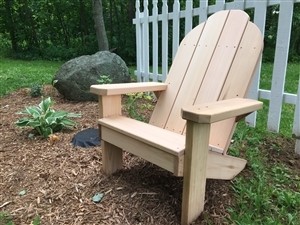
99, 116, 247, 179
99, 116, 185, 156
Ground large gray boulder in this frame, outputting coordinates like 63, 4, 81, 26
53, 51, 130, 101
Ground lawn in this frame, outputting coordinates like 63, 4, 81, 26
0, 59, 299, 225
0, 58, 62, 96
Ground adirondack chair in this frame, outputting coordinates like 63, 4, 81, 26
90, 10, 263, 225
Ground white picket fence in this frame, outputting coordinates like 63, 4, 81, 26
133, 0, 300, 154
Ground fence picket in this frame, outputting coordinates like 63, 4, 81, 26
133, 0, 300, 153
135, 0, 142, 82
172, 1, 180, 60
198, 0, 208, 23
162, 0, 168, 81
267, 1, 294, 132
152, 0, 159, 81
184, 0, 193, 35
246, 0, 267, 127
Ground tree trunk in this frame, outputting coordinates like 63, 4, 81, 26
4, 0, 18, 52
92, 0, 109, 51
79, 0, 89, 45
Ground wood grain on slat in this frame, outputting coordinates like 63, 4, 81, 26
181, 98, 263, 124
99, 116, 247, 179
209, 17, 264, 153
151, 11, 230, 133
149, 23, 206, 129
90, 82, 167, 96
100, 116, 185, 156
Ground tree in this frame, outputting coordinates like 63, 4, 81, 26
3, 0, 18, 52
92, 0, 109, 51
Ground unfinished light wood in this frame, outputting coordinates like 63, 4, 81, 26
98, 95, 122, 118
99, 116, 247, 179
91, 9, 264, 225
181, 98, 263, 124
90, 82, 167, 96
102, 141, 123, 174
181, 122, 210, 225
97, 95, 123, 174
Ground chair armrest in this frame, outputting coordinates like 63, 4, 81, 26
90, 82, 167, 96
181, 98, 263, 124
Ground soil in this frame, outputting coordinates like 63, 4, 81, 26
0, 86, 299, 225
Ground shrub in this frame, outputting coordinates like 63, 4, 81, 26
16, 97, 81, 138
30, 83, 43, 97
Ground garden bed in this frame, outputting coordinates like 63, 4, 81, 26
0, 86, 299, 225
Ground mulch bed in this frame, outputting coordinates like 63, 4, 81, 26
0, 86, 299, 225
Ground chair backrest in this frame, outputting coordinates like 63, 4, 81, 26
149, 10, 263, 153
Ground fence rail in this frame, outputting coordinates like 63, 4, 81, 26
133, 0, 300, 153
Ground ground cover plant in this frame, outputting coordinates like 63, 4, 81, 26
15, 97, 81, 138
0, 60, 299, 224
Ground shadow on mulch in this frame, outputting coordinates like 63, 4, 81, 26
0, 86, 299, 225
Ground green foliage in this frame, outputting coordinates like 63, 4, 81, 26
0, 0, 136, 62
0, 1, 299, 62
31, 215, 41, 225
0, 58, 62, 97
0, 212, 41, 225
97, 74, 112, 84
0, 212, 14, 225
228, 124, 300, 225
125, 92, 154, 121
30, 83, 43, 97
16, 97, 81, 138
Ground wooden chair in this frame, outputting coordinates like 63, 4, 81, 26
91, 10, 263, 225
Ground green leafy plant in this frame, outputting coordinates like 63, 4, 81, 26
0, 212, 14, 225
31, 215, 41, 225
16, 97, 81, 138
125, 92, 154, 121
30, 83, 43, 97
97, 74, 112, 84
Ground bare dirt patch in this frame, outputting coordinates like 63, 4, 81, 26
0, 86, 299, 225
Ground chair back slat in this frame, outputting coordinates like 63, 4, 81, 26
150, 10, 263, 153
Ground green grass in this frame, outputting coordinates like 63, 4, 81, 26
0, 212, 14, 225
0, 58, 62, 97
1, 58, 299, 224
228, 123, 300, 225
260, 63, 299, 93
255, 63, 299, 137
0, 212, 41, 225
227, 62, 300, 224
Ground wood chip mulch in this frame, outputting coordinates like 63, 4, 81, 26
0, 86, 299, 225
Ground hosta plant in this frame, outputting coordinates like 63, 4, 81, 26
16, 97, 81, 138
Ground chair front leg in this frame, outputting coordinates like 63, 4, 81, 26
181, 121, 211, 225
101, 139, 123, 175
98, 95, 123, 175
